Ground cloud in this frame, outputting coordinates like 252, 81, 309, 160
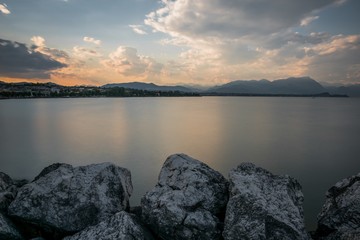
0, 3, 10, 14
103, 46, 163, 79
142, 0, 360, 84
0, 38, 67, 79
334, 0, 347, 6
31, 36, 46, 47
145, 0, 338, 39
30, 36, 70, 64
300, 16, 319, 26
264, 31, 331, 49
232, 34, 360, 83
129, 25, 147, 35
305, 35, 360, 83
83, 36, 101, 45
73, 46, 101, 58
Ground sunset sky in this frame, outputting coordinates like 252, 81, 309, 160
1, 0, 360, 86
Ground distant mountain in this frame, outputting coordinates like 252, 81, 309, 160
2, 78, 358, 97
325, 84, 360, 97
102, 82, 195, 92
208, 77, 327, 95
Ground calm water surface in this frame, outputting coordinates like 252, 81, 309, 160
1, 97, 359, 229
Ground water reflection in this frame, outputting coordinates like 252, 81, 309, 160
0, 97, 359, 230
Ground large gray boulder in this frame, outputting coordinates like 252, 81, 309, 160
8, 162, 132, 234
223, 163, 309, 240
315, 173, 360, 240
64, 211, 154, 240
141, 154, 229, 240
0, 212, 23, 240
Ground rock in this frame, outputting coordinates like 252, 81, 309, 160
0, 172, 13, 191
12, 179, 29, 188
315, 173, 360, 240
0, 172, 17, 212
64, 211, 155, 240
130, 206, 143, 219
0, 191, 15, 212
8, 162, 133, 235
0, 212, 23, 240
223, 163, 309, 240
33, 163, 71, 182
141, 153, 229, 240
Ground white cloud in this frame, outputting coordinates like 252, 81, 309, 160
310, 35, 359, 56
0, 3, 10, 14
129, 25, 147, 35
83, 36, 101, 45
103, 46, 163, 79
73, 46, 101, 58
30, 36, 70, 64
300, 16, 319, 26
31, 36, 46, 47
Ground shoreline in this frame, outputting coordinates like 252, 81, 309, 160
0, 92, 350, 100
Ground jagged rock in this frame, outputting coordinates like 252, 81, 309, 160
0, 191, 15, 212
33, 163, 71, 182
315, 173, 360, 240
64, 211, 154, 240
141, 154, 229, 240
223, 163, 309, 240
8, 162, 133, 235
0, 172, 13, 191
0, 172, 17, 212
0, 212, 23, 240
12, 179, 29, 188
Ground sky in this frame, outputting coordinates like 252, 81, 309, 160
0, 0, 360, 86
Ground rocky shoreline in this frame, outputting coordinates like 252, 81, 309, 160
1, 154, 359, 239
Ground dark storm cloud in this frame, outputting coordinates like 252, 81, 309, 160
0, 39, 67, 79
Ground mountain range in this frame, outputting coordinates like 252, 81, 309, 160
207, 77, 326, 95
323, 84, 360, 97
102, 82, 195, 93
2, 77, 359, 97
102, 77, 360, 97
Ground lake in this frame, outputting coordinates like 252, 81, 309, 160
1, 97, 359, 230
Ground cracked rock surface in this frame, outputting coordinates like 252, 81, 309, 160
8, 162, 132, 234
141, 154, 229, 240
315, 173, 360, 240
223, 163, 309, 240
64, 211, 154, 240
